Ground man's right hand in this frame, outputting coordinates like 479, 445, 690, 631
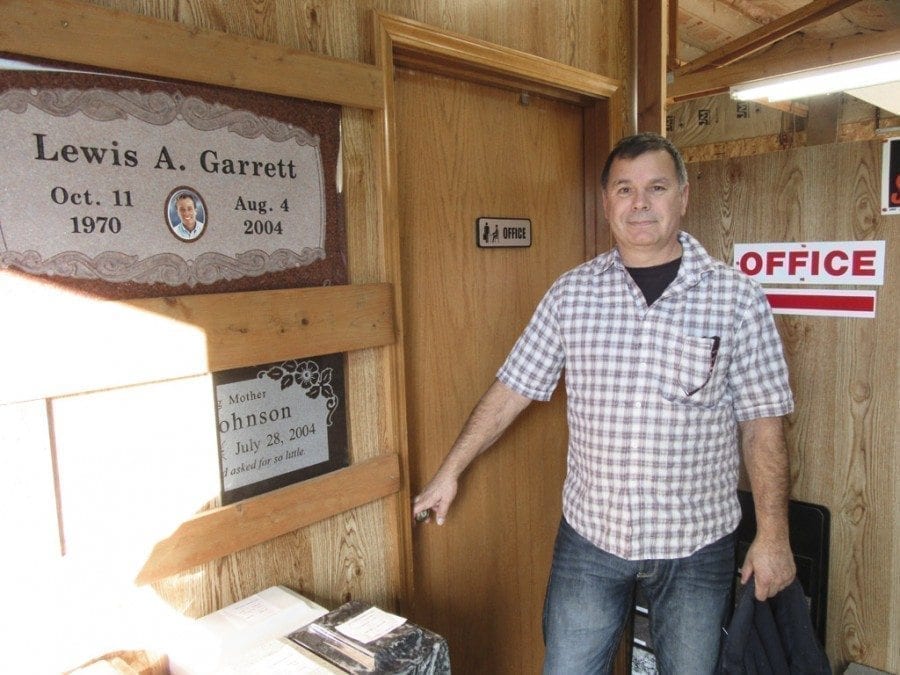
412, 471, 459, 526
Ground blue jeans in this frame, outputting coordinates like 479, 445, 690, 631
542, 517, 734, 675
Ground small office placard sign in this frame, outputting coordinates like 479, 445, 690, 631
476, 217, 532, 248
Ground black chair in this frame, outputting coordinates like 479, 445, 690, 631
734, 489, 830, 644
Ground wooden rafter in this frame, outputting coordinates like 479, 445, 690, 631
673, 0, 862, 77
668, 26, 900, 102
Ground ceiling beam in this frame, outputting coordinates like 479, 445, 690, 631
668, 26, 900, 102
672, 0, 862, 77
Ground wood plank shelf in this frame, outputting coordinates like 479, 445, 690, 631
1, 280, 396, 404
136, 452, 402, 584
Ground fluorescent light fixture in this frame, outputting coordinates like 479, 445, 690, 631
730, 54, 900, 102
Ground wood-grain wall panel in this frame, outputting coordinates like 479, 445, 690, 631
82, 0, 631, 78
683, 141, 897, 673
0, 0, 384, 109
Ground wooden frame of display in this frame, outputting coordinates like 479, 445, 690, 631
0, 0, 396, 585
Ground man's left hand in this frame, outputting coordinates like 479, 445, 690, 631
741, 536, 796, 600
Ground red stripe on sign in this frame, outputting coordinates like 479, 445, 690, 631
765, 293, 875, 312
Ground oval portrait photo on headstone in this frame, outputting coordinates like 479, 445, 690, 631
166, 187, 208, 242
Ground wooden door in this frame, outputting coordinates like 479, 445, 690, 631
396, 67, 588, 673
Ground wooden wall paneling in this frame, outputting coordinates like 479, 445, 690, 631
0, 0, 383, 110
894, 385, 900, 675
339, 99, 403, 603
825, 142, 895, 672
152, 503, 400, 618
375, 12, 620, 101
70, 0, 631, 90
114, 0, 628, 82
776, 142, 895, 671
682, 141, 897, 672
769, 149, 839, 502
149, 526, 318, 619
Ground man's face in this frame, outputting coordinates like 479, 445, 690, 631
602, 149, 689, 266
176, 197, 197, 231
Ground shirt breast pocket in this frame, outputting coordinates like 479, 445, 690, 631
661, 335, 725, 408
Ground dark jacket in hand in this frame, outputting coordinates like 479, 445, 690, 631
718, 578, 830, 674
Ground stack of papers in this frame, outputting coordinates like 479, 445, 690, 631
167, 586, 337, 674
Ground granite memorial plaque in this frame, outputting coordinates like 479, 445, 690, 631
0, 54, 346, 299
213, 352, 348, 504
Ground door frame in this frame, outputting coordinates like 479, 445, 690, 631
371, 9, 622, 608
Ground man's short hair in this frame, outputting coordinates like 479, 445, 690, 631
175, 192, 197, 206
600, 133, 688, 189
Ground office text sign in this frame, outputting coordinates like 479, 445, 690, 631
476, 217, 532, 248
734, 241, 885, 286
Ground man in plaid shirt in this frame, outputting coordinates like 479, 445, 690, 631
413, 133, 796, 674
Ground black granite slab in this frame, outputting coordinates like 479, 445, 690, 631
288, 600, 450, 674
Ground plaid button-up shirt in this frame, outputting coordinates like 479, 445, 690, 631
497, 232, 793, 560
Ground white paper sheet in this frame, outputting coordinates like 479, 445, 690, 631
228, 638, 341, 674
335, 606, 407, 644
